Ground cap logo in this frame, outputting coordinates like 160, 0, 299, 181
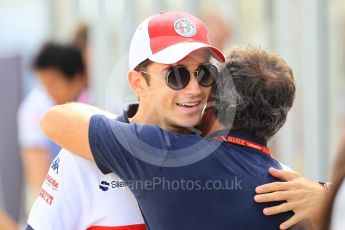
173, 18, 196, 37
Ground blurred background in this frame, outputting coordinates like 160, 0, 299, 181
1, 0, 345, 227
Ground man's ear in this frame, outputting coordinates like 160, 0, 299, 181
128, 70, 147, 97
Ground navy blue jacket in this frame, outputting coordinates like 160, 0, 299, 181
88, 113, 293, 230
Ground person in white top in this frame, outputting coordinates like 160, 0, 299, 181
27, 104, 146, 230
27, 149, 145, 230
18, 43, 87, 205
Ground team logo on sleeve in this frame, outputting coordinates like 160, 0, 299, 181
174, 18, 196, 37
51, 157, 60, 174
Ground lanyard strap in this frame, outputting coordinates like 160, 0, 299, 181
214, 135, 271, 156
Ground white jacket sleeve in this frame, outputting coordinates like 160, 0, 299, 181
27, 148, 145, 229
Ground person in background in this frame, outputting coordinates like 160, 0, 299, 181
72, 22, 91, 104
73, 23, 89, 69
201, 11, 232, 50
17, 43, 87, 202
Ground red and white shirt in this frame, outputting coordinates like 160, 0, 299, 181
27, 148, 146, 230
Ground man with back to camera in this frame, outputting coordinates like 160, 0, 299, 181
28, 11, 326, 230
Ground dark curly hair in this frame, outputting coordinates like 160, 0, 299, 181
214, 47, 296, 140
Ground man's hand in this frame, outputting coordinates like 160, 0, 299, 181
254, 167, 326, 229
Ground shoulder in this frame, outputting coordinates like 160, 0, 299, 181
53, 148, 108, 178
90, 114, 174, 144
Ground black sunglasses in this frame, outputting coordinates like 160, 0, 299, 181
140, 63, 218, 90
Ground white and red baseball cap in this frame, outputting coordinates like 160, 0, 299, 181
128, 11, 225, 70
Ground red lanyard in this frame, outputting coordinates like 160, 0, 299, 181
214, 135, 271, 156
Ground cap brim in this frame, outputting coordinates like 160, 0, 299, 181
149, 42, 225, 65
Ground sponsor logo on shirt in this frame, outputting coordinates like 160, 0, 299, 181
44, 174, 59, 190
99, 180, 126, 191
99, 181, 110, 191
39, 188, 54, 205
51, 157, 60, 174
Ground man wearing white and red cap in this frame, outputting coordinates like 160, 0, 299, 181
26, 11, 224, 230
